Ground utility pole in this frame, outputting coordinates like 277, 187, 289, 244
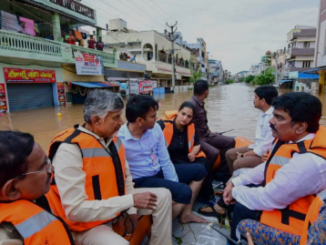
165, 22, 178, 92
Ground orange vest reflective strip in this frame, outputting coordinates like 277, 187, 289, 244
299, 189, 326, 245
162, 119, 206, 158
260, 126, 326, 236
46, 127, 126, 232
0, 200, 74, 245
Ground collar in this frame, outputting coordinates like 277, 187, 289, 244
289, 133, 315, 143
78, 124, 113, 144
123, 123, 152, 141
192, 95, 204, 107
264, 106, 274, 115
173, 119, 185, 133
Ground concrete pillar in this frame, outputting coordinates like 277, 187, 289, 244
52, 13, 61, 42
319, 70, 325, 94
96, 27, 102, 40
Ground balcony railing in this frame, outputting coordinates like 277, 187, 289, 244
0, 29, 116, 67
0, 30, 63, 58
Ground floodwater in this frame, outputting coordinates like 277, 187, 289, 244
1, 83, 326, 150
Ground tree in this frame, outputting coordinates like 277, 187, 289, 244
252, 67, 275, 85
244, 75, 255, 84
225, 79, 234, 84
189, 60, 202, 83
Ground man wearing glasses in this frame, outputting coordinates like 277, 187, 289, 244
46, 90, 173, 245
0, 131, 74, 245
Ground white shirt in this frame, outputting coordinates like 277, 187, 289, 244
248, 106, 274, 156
231, 133, 326, 211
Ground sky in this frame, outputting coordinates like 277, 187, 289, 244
82, 0, 320, 74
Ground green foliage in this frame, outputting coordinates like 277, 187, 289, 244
239, 77, 245, 83
244, 75, 255, 84
225, 79, 234, 84
252, 68, 275, 85
189, 60, 202, 84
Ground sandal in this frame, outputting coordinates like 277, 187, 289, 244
197, 196, 218, 206
198, 204, 226, 225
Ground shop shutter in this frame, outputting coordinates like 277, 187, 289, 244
7, 83, 54, 112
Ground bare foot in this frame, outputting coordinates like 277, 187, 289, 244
180, 213, 207, 224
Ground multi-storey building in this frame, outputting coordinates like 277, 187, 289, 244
286, 25, 316, 73
0, 0, 117, 112
208, 60, 223, 83
102, 19, 192, 90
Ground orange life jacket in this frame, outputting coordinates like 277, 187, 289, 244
0, 200, 74, 245
260, 126, 326, 236
46, 126, 126, 232
299, 189, 326, 245
159, 111, 206, 158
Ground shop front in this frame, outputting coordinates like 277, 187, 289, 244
0, 67, 61, 112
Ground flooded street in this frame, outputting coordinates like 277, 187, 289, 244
1, 83, 326, 150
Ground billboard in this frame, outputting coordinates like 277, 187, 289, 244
3, 68, 56, 83
74, 52, 104, 76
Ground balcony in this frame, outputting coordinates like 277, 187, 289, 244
288, 67, 313, 72
287, 29, 317, 42
155, 61, 191, 77
288, 48, 315, 57
0, 30, 116, 67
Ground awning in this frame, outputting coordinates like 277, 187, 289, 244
279, 79, 294, 84
71, 82, 119, 88
302, 67, 326, 74
298, 73, 319, 79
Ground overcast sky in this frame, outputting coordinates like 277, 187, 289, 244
82, 0, 319, 74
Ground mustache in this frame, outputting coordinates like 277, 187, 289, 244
270, 124, 277, 133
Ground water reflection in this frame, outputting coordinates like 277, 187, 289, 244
1, 83, 325, 150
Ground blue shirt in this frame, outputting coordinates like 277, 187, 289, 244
118, 123, 179, 182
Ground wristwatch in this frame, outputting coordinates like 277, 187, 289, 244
241, 153, 244, 158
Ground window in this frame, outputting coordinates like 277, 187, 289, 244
304, 42, 310, 48
143, 43, 153, 61
155, 44, 158, 61
303, 61, 311, 68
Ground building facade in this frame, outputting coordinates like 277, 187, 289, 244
102, 20, 192, 90
286, 25, 316, 73
313, 0, 326, 93
208, 60, 223, 83
0, 0, 116, 112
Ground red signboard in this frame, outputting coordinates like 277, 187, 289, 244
0, 83, 8, 112
57, 82, 66, 105
139, 81, 153, 94
3, 68, 56, 83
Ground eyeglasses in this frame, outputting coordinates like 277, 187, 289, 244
18, 158, 52, 178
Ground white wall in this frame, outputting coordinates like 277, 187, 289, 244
316, 20, 326, 67
102, 31, 191, 78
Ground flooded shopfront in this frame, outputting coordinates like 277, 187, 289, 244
1, 83, 326, 151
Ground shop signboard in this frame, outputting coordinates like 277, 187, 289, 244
139, 81, 153, 94
49, 0, 95, 19
74, 52, 104, 76
3, 68, 56, 83
0, 83, 8, 112
57, 82, 66, 105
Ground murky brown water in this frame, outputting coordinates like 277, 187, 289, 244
1, 84, 326, 150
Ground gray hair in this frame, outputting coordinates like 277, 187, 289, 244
83, 89, 124, 123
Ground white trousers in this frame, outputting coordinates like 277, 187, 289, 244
73, 188, 172, 245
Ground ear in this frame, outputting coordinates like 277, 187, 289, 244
135, 117, 143, 126
2, 179, 21, 201
91, 115, 101, 127
295, 122, 308, 134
